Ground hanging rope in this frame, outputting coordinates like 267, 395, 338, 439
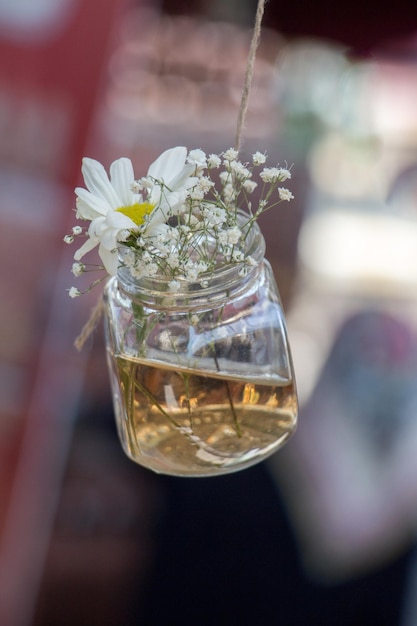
234, 0, 266, 152
74, 294, 104, 351
74, 0, 266, 351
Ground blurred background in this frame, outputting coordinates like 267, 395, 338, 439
2, 0, 417, 624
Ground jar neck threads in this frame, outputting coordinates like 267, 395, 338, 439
116, 217, 266, 309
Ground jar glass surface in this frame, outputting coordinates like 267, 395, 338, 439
104, 222, 298, 477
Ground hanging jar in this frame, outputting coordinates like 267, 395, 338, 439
67, 146, 298, 477
104, 213, 297, 477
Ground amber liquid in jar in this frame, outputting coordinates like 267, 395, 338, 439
108, 353, 297, 476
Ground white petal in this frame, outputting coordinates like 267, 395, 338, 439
75, 188, 109, 219
98, 243, 119, 275
145, 205, 168, 230
100, 228, 119, 250
147, 223, 171, 239
106, 210, 136, 229
158, 189, 188, 213
110, 158, 135, 206
168, 166, 196, 191
147, 147, 187, 183
81, 157, 121, 210
88, 216, 107, 238
148, 186, 162, 206
73, 236, 99, 260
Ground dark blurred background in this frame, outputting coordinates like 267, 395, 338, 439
2, 0, 417, 624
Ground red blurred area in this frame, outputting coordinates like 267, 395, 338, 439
0, 1, 132, 625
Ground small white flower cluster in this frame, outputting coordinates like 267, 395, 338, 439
65, 146, 293, 296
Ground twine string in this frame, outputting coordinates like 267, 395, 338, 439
234, 0, 266, 152
74, 294, 104, 351
74, 0, 266, 351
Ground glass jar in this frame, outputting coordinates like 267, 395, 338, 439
104, 219, 298, 477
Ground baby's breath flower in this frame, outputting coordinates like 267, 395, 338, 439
131, 181, 143, 193
232, 250, 245, 262
218, 227, 241, 246
187, 149, 207, 168
222, 148, 239, 162
68, 287, 81, 298
260, 167, 281, 183
137, 176, 152, 190
189, 187, 205, 201
278, 168, 292, 182
226, 227, 242, 244
184, 262, 200, 282
202, 205, 226, 226
230, 161, 251, 180
196, 261, 208, 273
145, 262, 159, 276
71, 262, 85, 277
166, 253, 180, 269
243, 180, 257, 193
278, 187, 294, 201
207, 154, 221, 168
223, 183, 236, 204
67, 144, 294, 296
197, 176, 215, 193
252, 151, 267, 165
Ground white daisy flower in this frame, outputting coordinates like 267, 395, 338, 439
67, 144, 294, 298
74, 157, 143, 274
73, 147, 197, 275
146, 146, 197, 210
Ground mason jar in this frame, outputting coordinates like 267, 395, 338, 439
103, 217, 297, 477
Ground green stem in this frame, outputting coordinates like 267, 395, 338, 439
132, 377, 183, 429
125, 361, 141, 455
213, 351, 242, 438
181, 372, 193, 421
132, 375, 218, 451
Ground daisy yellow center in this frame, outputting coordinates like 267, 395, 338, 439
117, 202, 155, 226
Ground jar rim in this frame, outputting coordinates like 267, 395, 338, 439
116, 211, 266, 302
